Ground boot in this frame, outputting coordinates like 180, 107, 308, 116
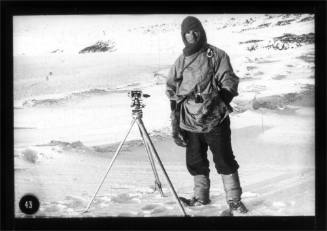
179, 196, 209, 206
192, 175, 210, 205
221, 171, 248, 215
228, 200, 248, 214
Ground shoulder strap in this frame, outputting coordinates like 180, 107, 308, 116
206, 47, 222, 91
176, 50, 205, 99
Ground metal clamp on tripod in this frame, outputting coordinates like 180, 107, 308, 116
84, 90, 187, 216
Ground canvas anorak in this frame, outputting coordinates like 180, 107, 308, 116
166, 44, 239, 133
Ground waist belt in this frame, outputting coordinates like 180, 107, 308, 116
186, 93, 204, 103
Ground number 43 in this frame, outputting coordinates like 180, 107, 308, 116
25, 201, 33, 209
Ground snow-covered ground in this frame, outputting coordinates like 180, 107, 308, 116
14, 14, 315, 217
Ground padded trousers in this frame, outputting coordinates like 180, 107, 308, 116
185, 117, 239, 176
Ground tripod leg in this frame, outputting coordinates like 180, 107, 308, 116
138, 126, 165, 197
136, 119, 188, 217
83, 118, 137, 213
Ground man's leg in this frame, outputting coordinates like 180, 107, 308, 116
205, 117, 248, 214
185, 131, 210, 204
205, 117, 239, 175
221, 171, 248, 214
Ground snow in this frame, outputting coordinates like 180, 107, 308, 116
14, 14, 314, 217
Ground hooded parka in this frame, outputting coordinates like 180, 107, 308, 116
166, 16, 239, 133
166, 45, 239, 133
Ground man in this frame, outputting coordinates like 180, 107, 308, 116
166, 16, 248, 215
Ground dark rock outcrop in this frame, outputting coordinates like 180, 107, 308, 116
79, 40, 116, 54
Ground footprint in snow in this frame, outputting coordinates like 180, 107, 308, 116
150, 206, 168, 215
164, 200, 176, 205
110, 193, 141, 204
246, 198, 265, 208
141, 204, 158, 211
141, 203, 170, 216
92, 197, 112, 207
64, 195, 86, 208
41, 203, 67, 214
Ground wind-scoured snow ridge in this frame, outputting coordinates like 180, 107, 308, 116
73, 14, 313, 43
92, 128, 171, 153
15, 146, 61, 164
20, 81, 159, 108
241, 33, 315, 52
22, 88, 112, 107
232, 85, 314, 113
33, 126, 172, 154
36, 139, 116, 153
237, 14, 312, 33
153, 69, 169, 85
114, 80, 158, 90
39, 140, 91, 151
128, 22, 178, 34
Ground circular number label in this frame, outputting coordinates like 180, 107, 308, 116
19, 194, 40, 215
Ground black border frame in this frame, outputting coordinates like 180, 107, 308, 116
1, 1, 326, 230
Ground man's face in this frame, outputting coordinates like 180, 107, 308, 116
185, 30, 199, 44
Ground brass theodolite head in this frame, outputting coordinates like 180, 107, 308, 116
128, 90, 150, 118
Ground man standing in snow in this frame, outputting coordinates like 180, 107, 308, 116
166, 16, 248, 215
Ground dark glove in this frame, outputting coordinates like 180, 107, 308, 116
170, 111, 188, 147
220, 88, 234, 105
219, 88, 235, 113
